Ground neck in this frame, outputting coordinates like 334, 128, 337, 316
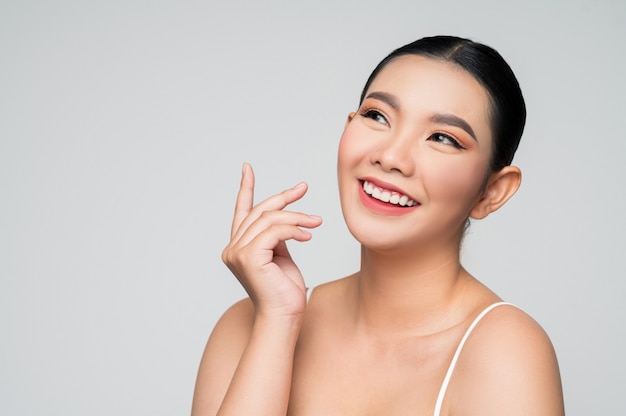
351, 242, 471, 337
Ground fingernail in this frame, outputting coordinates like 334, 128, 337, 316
292, 182, 306, 190
309, 215, 322, 221
242, 162, 248, 176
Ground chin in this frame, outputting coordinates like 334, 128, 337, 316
344, 216, 416, 252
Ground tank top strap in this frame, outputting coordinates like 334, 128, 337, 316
433, 301, 516, 416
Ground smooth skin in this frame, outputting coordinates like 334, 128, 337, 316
192, 56, 564, 416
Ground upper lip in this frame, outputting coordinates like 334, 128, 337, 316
359, 176, 419, 202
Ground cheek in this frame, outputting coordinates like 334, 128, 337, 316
337, 126, 364, 173
424, 158, 488, 206
337, 133, 349, 167
337, 129, 355, 196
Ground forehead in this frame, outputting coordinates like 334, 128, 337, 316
366, 55, 493, 141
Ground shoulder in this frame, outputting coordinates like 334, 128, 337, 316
201, 297, 255, 366
308, 275, 354, 303
448, 304, 564, 415
212, 297, 256, 338
192, 298, 255, 415
305, 276, 354, 317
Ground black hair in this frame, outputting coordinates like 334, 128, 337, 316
359, 35, 526, 173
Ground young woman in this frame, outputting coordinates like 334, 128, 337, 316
192, 36, 565, 415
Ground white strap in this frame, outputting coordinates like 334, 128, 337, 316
433, 302, 515, 416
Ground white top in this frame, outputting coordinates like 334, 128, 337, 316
306, 288, 514, 416
433, 301, 515, 416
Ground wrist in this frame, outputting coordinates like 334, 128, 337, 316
254, 309, 305, 324
252, 295, 307, 324
253, 311, 305, 338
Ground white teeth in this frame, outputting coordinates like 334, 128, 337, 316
362, 181, 417, 207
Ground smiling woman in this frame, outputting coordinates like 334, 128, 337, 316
339, 55, 501, 253
191, 36, 564, 416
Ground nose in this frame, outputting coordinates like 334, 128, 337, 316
369, 132, 416, 176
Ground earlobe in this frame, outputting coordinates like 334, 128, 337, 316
470, 166, 522, 220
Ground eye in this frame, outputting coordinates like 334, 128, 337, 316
360, 108, 389, 126
428, 133, 465, 150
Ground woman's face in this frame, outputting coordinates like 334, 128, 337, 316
337, 55, 494, 252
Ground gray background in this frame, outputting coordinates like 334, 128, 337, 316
1, 0, 624, 414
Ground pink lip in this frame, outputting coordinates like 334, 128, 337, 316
358, 177, 420, 216
360, 176, 417, 200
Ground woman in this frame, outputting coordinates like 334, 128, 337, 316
192, 35, 565, 415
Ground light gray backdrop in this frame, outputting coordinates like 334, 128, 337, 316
1, 0, 624, 414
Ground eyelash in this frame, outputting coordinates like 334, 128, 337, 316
359, 107, 389, 125
429, 133, 465, 150
359, 106, 465, 150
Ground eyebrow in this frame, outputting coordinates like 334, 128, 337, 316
364, 91, 478, 142
430, 113, 477, 142
364, 91, 400, 110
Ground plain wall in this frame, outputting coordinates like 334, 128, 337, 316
1, 0, 624, 414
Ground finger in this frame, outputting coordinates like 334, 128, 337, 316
231, 181, 310, 242
231, 162, 255, 238
254, 224, 317, 249
227, 223, 319, 268
234, 211, 322, 249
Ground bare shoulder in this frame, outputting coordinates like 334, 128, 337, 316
209, 297, 256, 345
191, 298, 255, 415
449, 304, 564, 415
308, 275, 354, 303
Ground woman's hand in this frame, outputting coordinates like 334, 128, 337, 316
222, 163, 322, 319
192, 164, 320, 416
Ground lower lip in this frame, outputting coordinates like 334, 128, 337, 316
358, 183, 419, 216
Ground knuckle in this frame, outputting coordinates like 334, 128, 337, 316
221, 244, 239, 265
258, 210, 278, 223
221, 248, 231, 264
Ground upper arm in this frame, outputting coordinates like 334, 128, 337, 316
191, 298, 255, 416
450, 306, 564, 416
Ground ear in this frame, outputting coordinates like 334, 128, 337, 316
470, 166, 521, 220
345, 112, 356, 128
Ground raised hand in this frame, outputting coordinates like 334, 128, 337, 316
222, 163, 322, 319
